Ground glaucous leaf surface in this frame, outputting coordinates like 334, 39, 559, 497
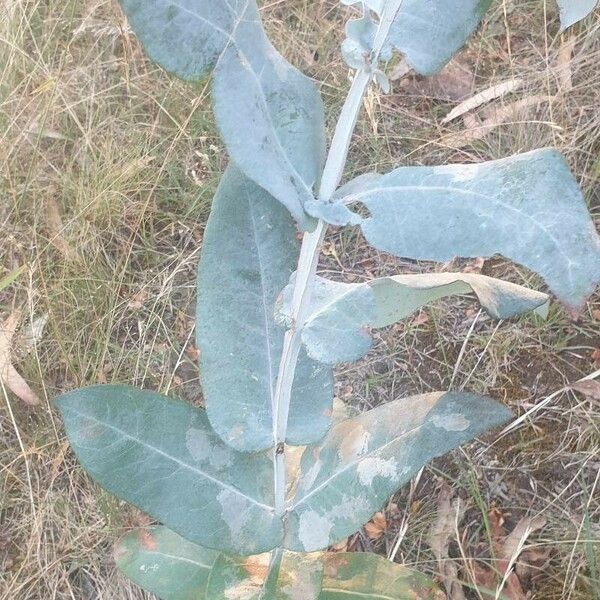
282, 272, 548, 364
336, 149, 600, 309
206, 552, 323, 599
119, 0, 325, 229
213, 30, 326, 230
285, 392, 510, 551
116, 532, 438, 600
114, 526, 218, 600
557, 0, 598, 29
341, 0, 491, 75
320, 552, 439, 599
117, 0, 254, 80
197, 166, 332, 452
56, 385, 281, 554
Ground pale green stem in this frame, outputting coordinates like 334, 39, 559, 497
271, 0, 405, 518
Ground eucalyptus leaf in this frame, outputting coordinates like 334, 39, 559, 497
557, 0, 598, 30
289, 272, 549, 364
337, 148, 600, 309
285, 392, 510, 551
342, 0, 491, 75
114, 526, 218, 600
320, 552, 439, 599
117, 0, 254, 80
119, 0, 325, 229
197, 166, 333, 452
56, 385, 281, 554
206, 552, 323, 599
212, 19, 326, 230
116, 532, 438, 600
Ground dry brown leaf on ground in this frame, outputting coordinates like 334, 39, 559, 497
0, 310, 40, 406
443, 96, 551, 147
400, 57, 474, 101
45, 196, 78, 262
571, 379, 600, 401
428, 482, 467, 600
557, 36, 575, 93
471, 508, 546, 599
441, 79, 523, 124
364, 511, 387, 540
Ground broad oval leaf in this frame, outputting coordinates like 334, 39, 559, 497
116, 533, 438, 600
338, 148, 600, 310
213, 33, 326, 230
115, 526, 219, 600
285, 392, 510, 551
342, 0, 491, 75
557, 0, 598, 30
287, 272, 548, 364
119, 0, 325, 228
197, 165, 333, 452
320, 552, 439, 599
56, 385, 282, 554
117, 0, 253, 81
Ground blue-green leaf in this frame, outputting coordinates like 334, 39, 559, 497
117, 0, 254, 81
285, 392, 510, 551
197, 166, 333, 452
342, 0, 491, 75
116, 533, 438, 600
115, 526, 218, 600
557, 0, 598, 30
206, 552, 323, 600
338, 149, 600, 309
212, 32, 326, 230
289, 272, 548, 364
118, 0, 325, 228
319, 552, 439, 599
56, 385, 282, 554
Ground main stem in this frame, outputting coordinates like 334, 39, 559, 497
272, 68, 373, 516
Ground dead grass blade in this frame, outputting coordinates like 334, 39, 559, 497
0, 310, 40, 406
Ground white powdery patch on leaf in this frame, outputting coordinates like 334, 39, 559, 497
298, 510, 333, 551
218, 489, 253, 540
431, 412, 470, 432
356, 456, 398, 486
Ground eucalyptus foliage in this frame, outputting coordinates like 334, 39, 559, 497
57, 1, 600, 598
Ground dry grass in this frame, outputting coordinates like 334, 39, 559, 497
1, 0, 598, 598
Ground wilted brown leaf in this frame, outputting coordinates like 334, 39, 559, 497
364, 512, 387, 540
0, 310, 40, 406
400, 57, 474, 101
428, 482, 466, 600
443, 95, 550, 147
441, 78, 523, 124
471, 508, 546, 600
571, 379, 600, 401
557, 36, 575, 93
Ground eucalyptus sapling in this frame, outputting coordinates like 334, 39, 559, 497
56, 1, 600, 598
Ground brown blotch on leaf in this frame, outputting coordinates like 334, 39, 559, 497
138, 529, 158, 551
